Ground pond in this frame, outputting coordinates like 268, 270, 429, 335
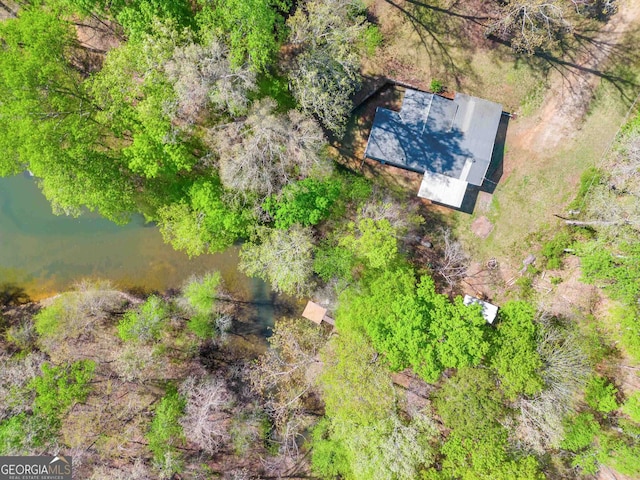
0, 174, 274, 333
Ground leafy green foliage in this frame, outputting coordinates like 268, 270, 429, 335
0, 414, 31, 454
598, 433, 640, 476
33, 302, 66, 339
319, 333, 396, 425
182, 272, 221, 316
313, 245, 354, 281
116, 0, 194, 40
568, 167, 602, 210
31, 361, 95, 419
90, 23, 197, 180
0, 8, 136, 221
430, 79, 444, 93
117, 296, 170, 343
311, 419, 352, 478
263, 177, 342, 229
488, 301, 544, 399
541, 230, 572, 269
240, 225, 315, 296
584, 376, 619, 413
147, 386, 186, 469
560, 413, 600, 452
28, 361, 95, 439
339, 218, 399, 270
181, 272, 222, 338
611, 306, 640, 362
158, 179, 252, 257
435, 368, 506, 440
338, 269, 489, 383
316, 334, 437, 479
361, 25, 383, 56
580, 241, 640, 305
197, 0, 287, 72
622, 391, 640, 423
437, 429, 544, 480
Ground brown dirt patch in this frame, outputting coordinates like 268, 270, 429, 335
509, 0, 640, 157
470, 215, 494, 239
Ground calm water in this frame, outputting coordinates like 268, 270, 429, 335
0, 174, 274, 331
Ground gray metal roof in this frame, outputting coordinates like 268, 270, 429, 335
365, 89, 503, 186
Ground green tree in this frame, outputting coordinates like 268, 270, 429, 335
0, 7, 136, 221
181, 272, 223, 339
147, 386, 186, 474
488, 301, 544, 399
437, 429, 544, 480
117, 295, 170, 343
239, 225, 315, 296
434, 368, 506, 440
584, 376, 619, 413
560, 413, 600, 452
197, 0, 287, 72
339, 218, 399, 270
263, 177, 342, 229
89, 21, 196, 180
157, 179, 252, 257
338, 271, 489, 382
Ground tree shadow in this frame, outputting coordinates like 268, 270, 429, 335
381, 0, 482, 88
490, 21, 640, 104
381, 0, 640, 104
0, 283, 30, 307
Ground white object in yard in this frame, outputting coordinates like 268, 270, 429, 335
464, 295, 499, 324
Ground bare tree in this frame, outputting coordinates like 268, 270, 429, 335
165, 39, 256, 123
90, 459, 154, 480
179, 376, 233, 455
0, 352, 45, 420
487, 0, 574, 53
436, 228, 470, 288
515, 315, 591, 451
215, 99, 327, 198
249, 318, 329, 456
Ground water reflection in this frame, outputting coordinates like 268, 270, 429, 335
0, 174, 274, 333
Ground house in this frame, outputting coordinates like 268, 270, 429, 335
364, 88, 504, 208
302, 301, 335, 326
463, 295, 499, 324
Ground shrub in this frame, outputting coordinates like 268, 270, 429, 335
584, 376, 619, 413
361, 25, 383, 56
598, 433, 640, 476
33, 302, 65, 339
560, 413, 600, 452
182, 272, 221, 317
147, 386, 186, 469
622, 391, 640, 423
612, 306, 640, 362
541, 230, 572, 269
117, 296, 169, 343
568, 167, 602, 210
430, 79, 444, 93
488, 301, 544, 399
30, 361, 95, 420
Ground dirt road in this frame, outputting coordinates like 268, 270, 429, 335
511, 0, 640, 155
